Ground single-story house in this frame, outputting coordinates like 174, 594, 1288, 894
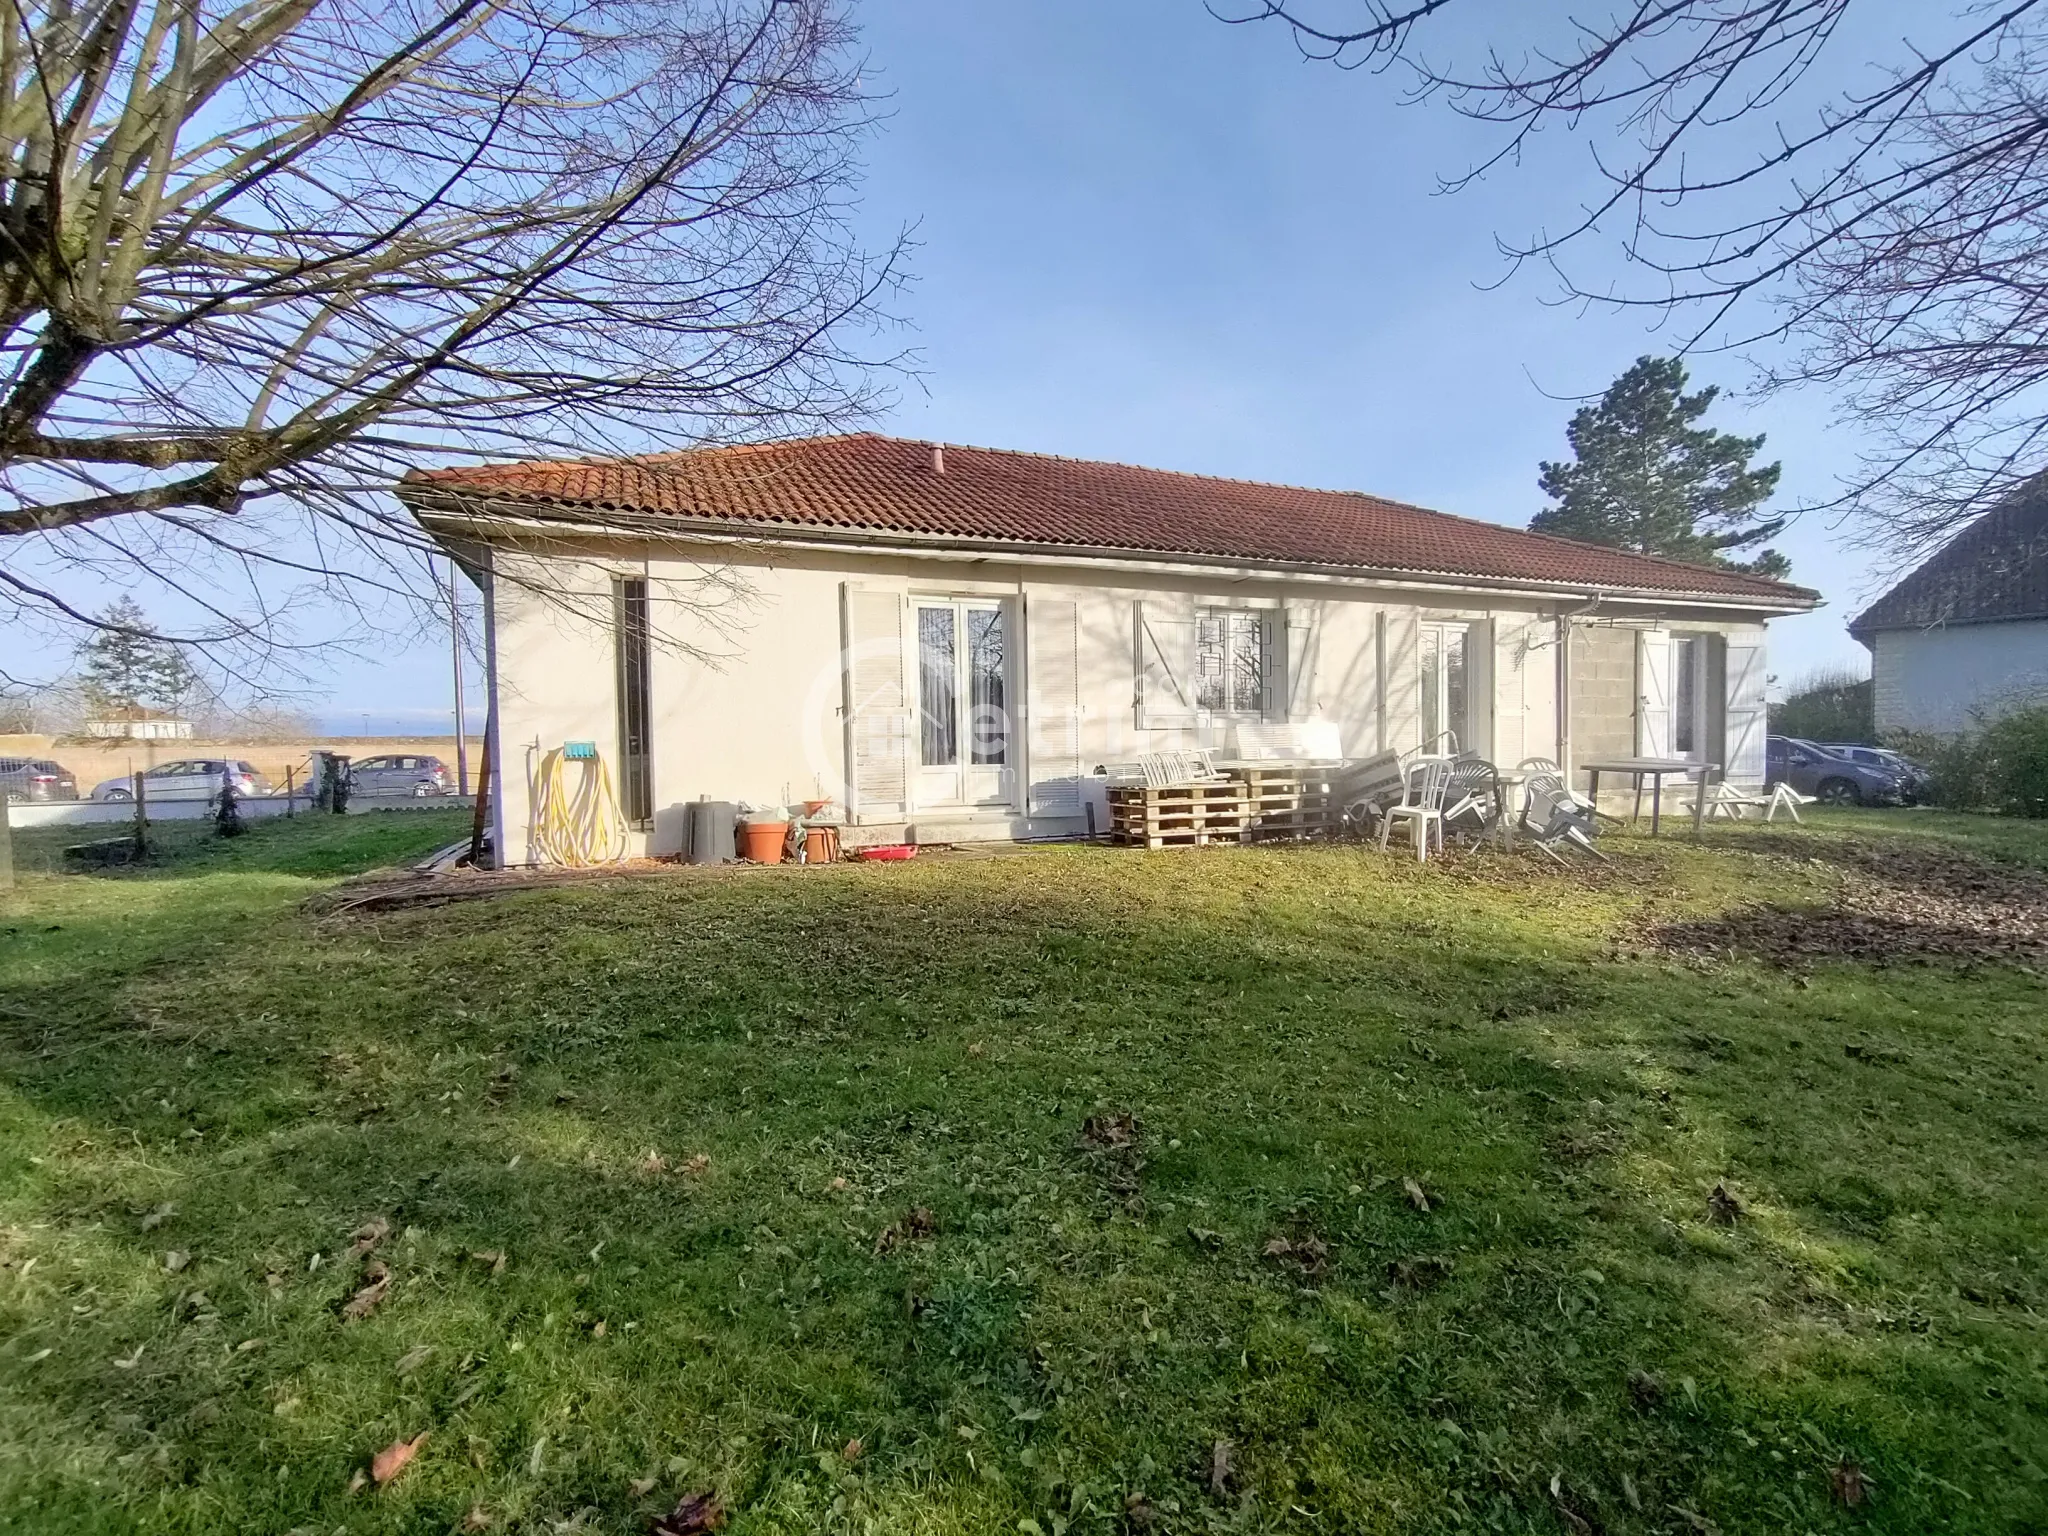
1850, 484, 2048, 735
399, 434, 1818, 863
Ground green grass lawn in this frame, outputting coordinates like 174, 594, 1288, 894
2, 810, 2045, 1534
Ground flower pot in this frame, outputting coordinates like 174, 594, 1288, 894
739, 819, 789, 863
803, 798, 831, 816
803, 825, 840, 864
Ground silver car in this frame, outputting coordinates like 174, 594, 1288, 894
92, 758, 272, 803
347, 753, 457, 797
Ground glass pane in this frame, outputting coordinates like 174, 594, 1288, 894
918, 606, 958, 766
1196, 614, 1226, 711
1227, 613, 1264, 713
968, 607, 1007, 765
1444, 627, 1467, 750
1421, 628, 1441, 746
1674, 637, 1699, 755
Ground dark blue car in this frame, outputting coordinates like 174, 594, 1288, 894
1766, 736, 1907, 806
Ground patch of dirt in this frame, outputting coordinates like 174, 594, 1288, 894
1641, 839, 2048, 970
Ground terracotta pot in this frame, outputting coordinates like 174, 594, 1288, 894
803, 798, 831, 816
739, 819, 789, 863
803, 825, 839, 864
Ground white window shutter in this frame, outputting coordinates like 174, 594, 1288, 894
841, 582, 911, 821
1135, 599, 1197, 729
1637, 629, 1674, 758
1282, 606, 1317, 721
1723, 638, 1768, 786
1026, 596, 1083, 816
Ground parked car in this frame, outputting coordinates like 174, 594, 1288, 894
91, 759, 272, 803
0, 756, 79, 803
347, 754, 457, 797
1817, 742, 1931, 804
1765, 736, 1906, 806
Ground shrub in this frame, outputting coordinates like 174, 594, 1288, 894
1887, 708, 2048, 815
1980, 707, 2048, 817
1770, 666, 1873, 742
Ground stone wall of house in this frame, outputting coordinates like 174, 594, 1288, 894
1570, 625, 1637, 803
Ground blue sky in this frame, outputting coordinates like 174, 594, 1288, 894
25, 0, 1912, 733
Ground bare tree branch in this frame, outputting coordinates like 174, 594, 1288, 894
1, 0, 904, 669
1224, 0, 2048, 556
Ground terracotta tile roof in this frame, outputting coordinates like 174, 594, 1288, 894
403, 432, 1816, 605
1850, 482, 2048, 635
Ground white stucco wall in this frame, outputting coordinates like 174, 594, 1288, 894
1870, 620, 2048, 734
476, 535, 1785, 862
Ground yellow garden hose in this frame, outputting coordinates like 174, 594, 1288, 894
531, 747, 628, 866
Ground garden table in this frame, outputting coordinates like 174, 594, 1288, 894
1578, 757, 1719, 837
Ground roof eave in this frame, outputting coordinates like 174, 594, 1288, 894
398, 486, 1822, 616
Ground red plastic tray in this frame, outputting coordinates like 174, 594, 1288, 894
854, 843, 918, 861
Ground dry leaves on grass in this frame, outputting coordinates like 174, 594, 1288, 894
371, 1432, 428, 1486
1077, 1112, 1146, 1207
1386, 1254, 1452, 1292
1643, 839, 2048, 970
873, 1206, 937, 1255
347, 1217, 391, 1258
394, 1343, 434, 1376
1830, 1458, 1873, 1508
650, 1491, 726, 1534
1402, 1177, 1432, 1213
1707, 1183, 1744, 1227
1261, 1234, 1330, 1277
468, 1249, 508, 1276
341, 1261, 391, 1321
1208, 1439, 1233, 1499
484, 1062, 518, 1108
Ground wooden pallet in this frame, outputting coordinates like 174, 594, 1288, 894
1236, 767, 1337, 842
1106, 782, 1252, 849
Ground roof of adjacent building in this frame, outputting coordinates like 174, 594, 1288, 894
402, 432, 1817, 606
1850, 484, 2048, 636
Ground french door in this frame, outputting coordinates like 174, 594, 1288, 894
1420, 621, 1470, 753
914, 598, 1013, 808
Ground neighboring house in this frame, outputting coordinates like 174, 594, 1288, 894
399, 434, 1817, 862
1850, 486, 2048, 735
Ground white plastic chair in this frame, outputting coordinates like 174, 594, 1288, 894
1704, 780, 1812, 823
1379, 756, 1451, 862
1516, 757, 1595, 812
1519, 770, 1608, 863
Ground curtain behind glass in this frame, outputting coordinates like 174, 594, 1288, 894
918, 606, 958, 766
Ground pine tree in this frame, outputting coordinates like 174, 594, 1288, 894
1533, 356, 1790, 579
76, 599, 198, 717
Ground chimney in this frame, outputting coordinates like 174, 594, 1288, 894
931, 441, 945, 475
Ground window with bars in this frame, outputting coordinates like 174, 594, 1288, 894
614, 576, 652, 826
1194, 608, 1267, 715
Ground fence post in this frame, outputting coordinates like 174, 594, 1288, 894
132, 761, 148, 861
1, 798, 14, 892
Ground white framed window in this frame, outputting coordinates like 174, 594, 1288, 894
1194, 607, 1269, 716
1419, 621, 1472, 752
